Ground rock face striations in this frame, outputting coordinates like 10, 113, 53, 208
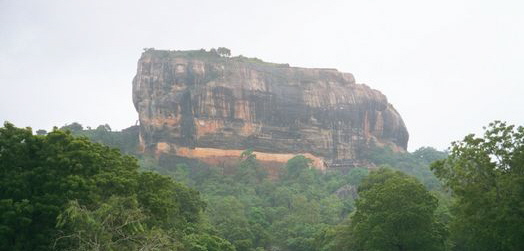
133, 49, 409, 170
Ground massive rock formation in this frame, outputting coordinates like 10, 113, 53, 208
133, 49, 408, 170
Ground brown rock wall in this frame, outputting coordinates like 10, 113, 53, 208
133, 49, 409, 169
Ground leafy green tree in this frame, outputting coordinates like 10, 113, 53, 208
319, 195, 344, 225
135, 171, 205, 230
0, 122, 138, 249
217, 47, 231, 57
270, 194, 324, 251
283, 155, 312, 180
170, 163, 192, 184
0, 122, 219, 250
365, 146, 447, 190
236, 149, 267, 183
413, 146, 448, 164
182, 233, 236, 251
346, 167, 369, 186
339, 168, 448, 251
54, 196, 179, 250
62, 122, 139, 155
207, 196, 253, 251
247, 207, 271, 249
431, 121, 524, 251
60, 122, 83, 133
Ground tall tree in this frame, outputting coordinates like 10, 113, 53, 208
54, 196, 178, 250
0, 122, 224, 250
338, 168, 447, 251
431, 121, 524, 251
217, 47, 231, 57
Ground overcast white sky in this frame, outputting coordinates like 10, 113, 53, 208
1, 0, 523, 151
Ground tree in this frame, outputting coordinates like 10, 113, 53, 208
0, 122, 216, 250
431, 121, 524, 251
364, 146, 446, 190
0, 122, 139, 249
207, 196, 254, 251
182, 233, 236, 251
54, 196, 178, 250
346, 167, 369, 186
36, 129, 47, 135
60, 122, 83, 133
339, 168, 447, 251
236, 149, 267, 183
413, 147, 448, 164
217, 47, 231, 57
283, 155, 312, 180
65, 123, 139, 155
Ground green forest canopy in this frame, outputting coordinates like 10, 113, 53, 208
1, 121, 523, 250
0, 122, 233, 250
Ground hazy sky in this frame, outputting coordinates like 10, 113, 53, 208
1, 0, 523, 151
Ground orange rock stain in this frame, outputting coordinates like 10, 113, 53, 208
156, 144, 326, 171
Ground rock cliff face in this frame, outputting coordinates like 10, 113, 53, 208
133, 49, 408, 170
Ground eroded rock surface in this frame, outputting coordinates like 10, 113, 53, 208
133, 49, 408, 170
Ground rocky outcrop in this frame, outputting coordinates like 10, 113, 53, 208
132, 49, 408, 170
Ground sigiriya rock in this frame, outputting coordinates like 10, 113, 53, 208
132, 49, 409, 170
